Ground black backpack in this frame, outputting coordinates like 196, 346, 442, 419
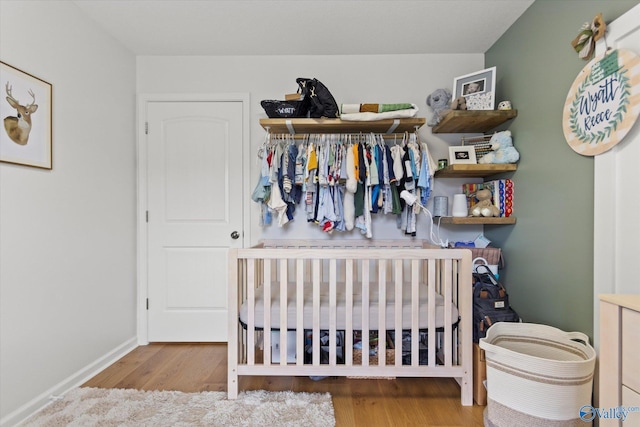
472, 265, 520, 342
296, 78, 340, 119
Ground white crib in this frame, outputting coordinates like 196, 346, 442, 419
227, 240, 473, 405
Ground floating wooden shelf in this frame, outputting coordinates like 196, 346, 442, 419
434, 164, 517, 178
432, 110, 517, 133
438, 216, 516, 225
260, 117, 426, 134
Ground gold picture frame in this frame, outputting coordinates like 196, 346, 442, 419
1, 61, 52, 169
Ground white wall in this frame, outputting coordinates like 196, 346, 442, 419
0, 1, 137, 424
0, 4, 486, 421
137, 54, 486, 245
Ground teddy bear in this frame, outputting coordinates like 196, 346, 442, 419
470, 188, 500, 217
426, 88, 452, 126
478, 130, 520, 164
450, 96, 467, 110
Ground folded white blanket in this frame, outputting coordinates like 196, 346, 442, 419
340, 105, 419, 121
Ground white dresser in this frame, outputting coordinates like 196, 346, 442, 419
599, 294, 640, 426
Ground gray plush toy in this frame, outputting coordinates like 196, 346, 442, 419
426, 88, 452, 126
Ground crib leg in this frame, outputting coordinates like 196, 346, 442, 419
228, 367, 238, 399
460, 338, 473, 406
227, 332, 238, 399
461, 372, 473, 406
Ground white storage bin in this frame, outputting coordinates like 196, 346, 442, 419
479, 322, 596, 426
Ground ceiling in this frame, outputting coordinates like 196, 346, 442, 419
72, 0, 535, 56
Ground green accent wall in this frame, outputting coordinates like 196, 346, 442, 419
484, 0, 637, 338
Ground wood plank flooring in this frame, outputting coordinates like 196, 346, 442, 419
83, 343, 485, 426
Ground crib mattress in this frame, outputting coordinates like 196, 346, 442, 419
239, 281, 458, 330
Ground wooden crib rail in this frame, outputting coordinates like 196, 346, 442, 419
227, 243, 473, 406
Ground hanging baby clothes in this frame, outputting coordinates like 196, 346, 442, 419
252, 129, 436, 238
252, 136, 273, 226
268, 149, 289, 227
343, 137, 356, 231
369, 137, 381, 215
419, 141, 437, 206
397, 133, 420, 236
305, 141, 318, 222
315, 137, 336, 232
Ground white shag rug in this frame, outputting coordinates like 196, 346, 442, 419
22, 387, 335, 427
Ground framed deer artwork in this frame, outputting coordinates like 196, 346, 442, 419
0, 61, 52, 169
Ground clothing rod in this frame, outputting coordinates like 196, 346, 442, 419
264, 132, 417, 140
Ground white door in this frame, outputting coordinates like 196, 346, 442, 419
145, 100, 244, 342
593, 4, 640, 344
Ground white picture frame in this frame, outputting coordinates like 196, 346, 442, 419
449, 145, 477, 165
453, 66, 496, 110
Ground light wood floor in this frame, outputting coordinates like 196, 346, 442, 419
83, 343, 485, 426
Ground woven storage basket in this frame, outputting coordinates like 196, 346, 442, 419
260, 99, 309, 118
352, 348, 396, 366
349, 349, 396, 379
479, 322, 596, 426
469, 247, 503, 267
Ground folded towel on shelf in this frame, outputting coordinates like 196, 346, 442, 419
340, 104, 419, 121
340, 103, 416, 115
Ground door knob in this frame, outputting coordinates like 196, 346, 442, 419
230, 231, 240, 240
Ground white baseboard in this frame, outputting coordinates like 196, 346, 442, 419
1, 337, 138, 427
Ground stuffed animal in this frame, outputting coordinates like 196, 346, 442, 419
426, 88, 452, 126
470, 188, 500, 217
450, 96, 467, 110
478, 130, 520, 164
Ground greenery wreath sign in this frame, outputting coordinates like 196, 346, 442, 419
563, 49, 640, 156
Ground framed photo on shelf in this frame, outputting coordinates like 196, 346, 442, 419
449, 145, 477, 165
0, 61, 52, 169
453, 66, 496, 110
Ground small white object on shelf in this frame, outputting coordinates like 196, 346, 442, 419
451, 194, 468, 217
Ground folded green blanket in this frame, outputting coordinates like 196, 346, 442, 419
379, 103, 415, 113
341, 103, 415, 114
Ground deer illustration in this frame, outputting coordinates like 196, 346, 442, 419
4, 82, 38, 145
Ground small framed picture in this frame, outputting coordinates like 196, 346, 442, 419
0, 61, 52, 169
449, 145, 477, 165
453, 66, 496, 110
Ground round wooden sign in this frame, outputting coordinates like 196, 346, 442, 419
563, 48, 640, 156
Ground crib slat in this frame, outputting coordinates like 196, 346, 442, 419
345, 259, 354, 366
312, 259, 320, 366
443, 259, 453, 367
329, 258, 337, 366
427, 259, 436, 367
247, 261, 255, 365
394, 259, 403, 367
378, 260, 386, 366
361, 259, 370, 366
296, 259, 304, 366
412, 259, 420, 367
263, 260, 271, 365
280, 259, 288, 366
451, 260, 460, 366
